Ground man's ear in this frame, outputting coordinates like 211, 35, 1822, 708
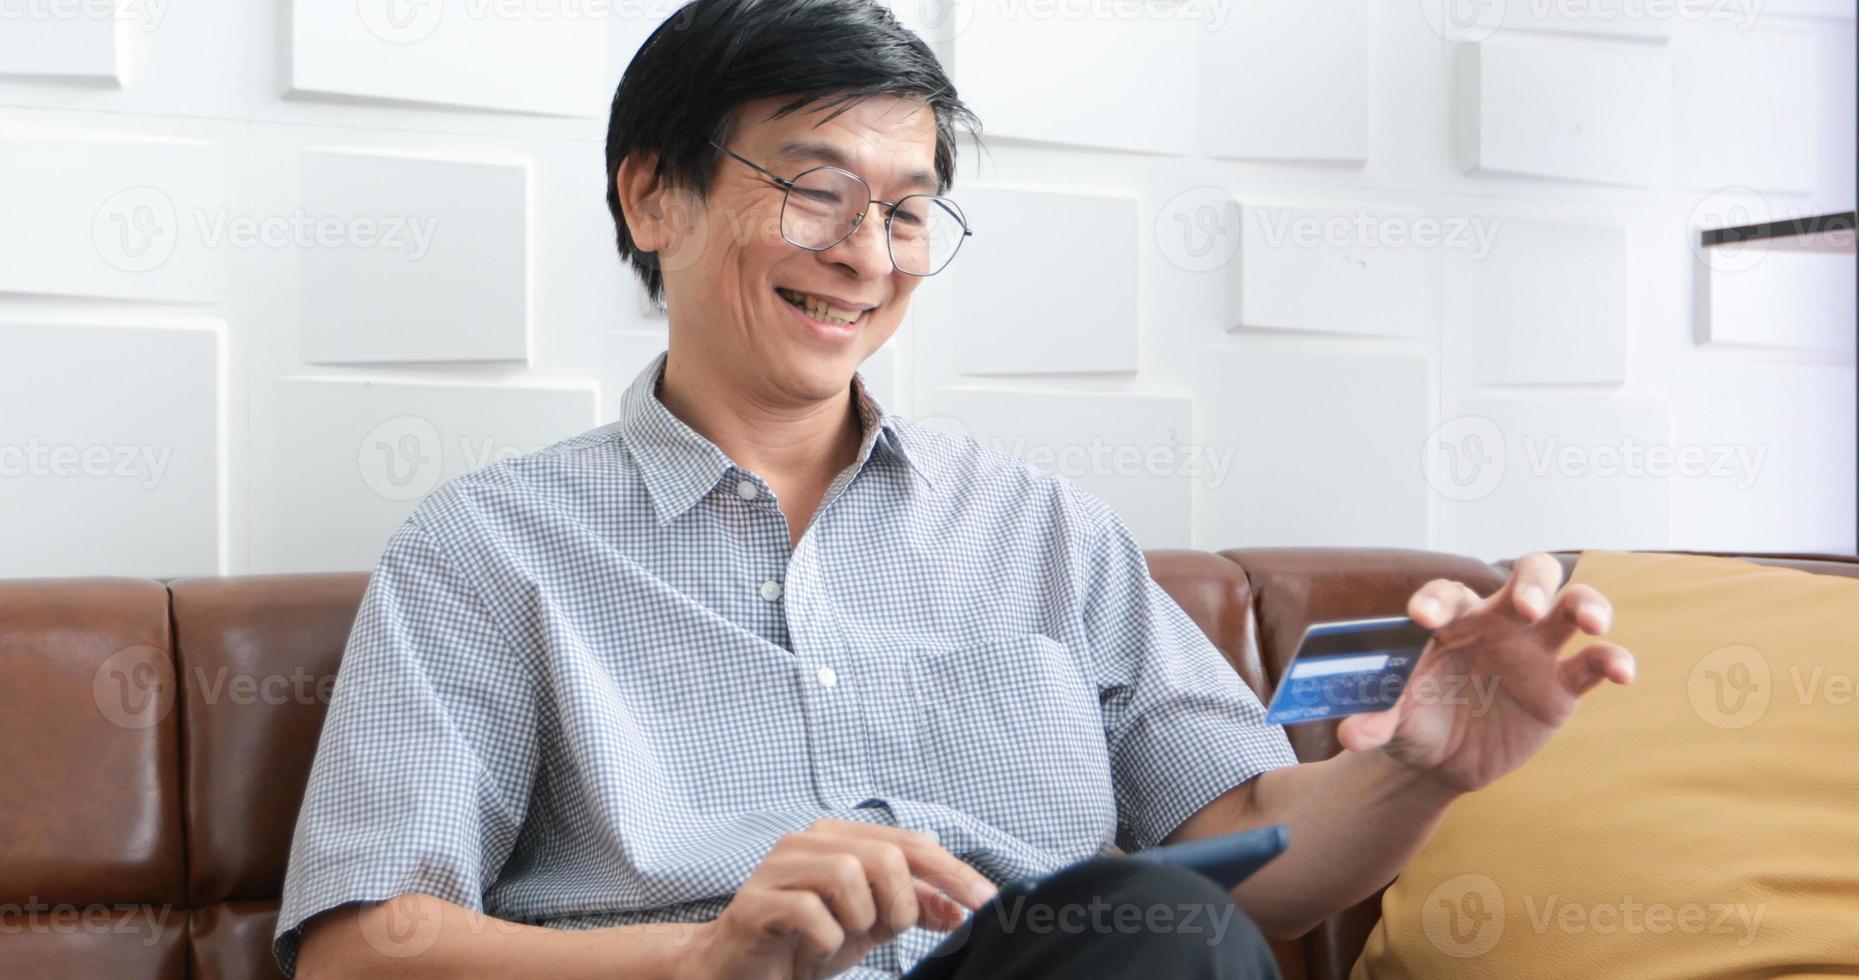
617, 151, 708, 273
616, 150, 668, 252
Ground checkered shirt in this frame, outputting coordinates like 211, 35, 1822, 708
274, 350, 1297, 977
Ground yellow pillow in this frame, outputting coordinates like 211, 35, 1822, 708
1353, 550, 1859, 979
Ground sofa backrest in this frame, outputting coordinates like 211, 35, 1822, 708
4, 548, 1851, 980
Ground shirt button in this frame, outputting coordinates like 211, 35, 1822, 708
759, 579, 782, 602
816, 666, 838, 688
736, 480, 758, 501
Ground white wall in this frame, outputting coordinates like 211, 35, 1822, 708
0, 0, 1853, 578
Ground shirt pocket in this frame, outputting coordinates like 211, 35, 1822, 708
895, 633, 1116, 843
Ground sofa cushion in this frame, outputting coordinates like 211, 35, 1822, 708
1353, 550, 1859, 978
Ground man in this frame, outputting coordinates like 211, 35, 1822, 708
278, 0, 1636, 976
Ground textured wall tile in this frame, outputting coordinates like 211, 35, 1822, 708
0, 320, 220, 578
1702, 248, 1856, 358
0, 132, 226, 302
1472, 218, 1628, 385
954, 5, 1199, 154
1460, 36, 1670, 185
1194, 347, 1431, 549
0, 13, 120, 82
922, 387, 1194, 548
1672, 25, 1819, 191
298, 149, 529, 364
1229, 201, 1431, 336
1202, 0, 1368, 162
290, 0, 607, 116
1670, 361, 1854, 552
952, 187, 1139, 375
1435, 396, 1671, 558
269, 379, 597, 572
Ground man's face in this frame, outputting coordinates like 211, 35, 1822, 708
656, 95, 940, 403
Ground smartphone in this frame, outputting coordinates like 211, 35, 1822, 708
1012, 823, 1290, 895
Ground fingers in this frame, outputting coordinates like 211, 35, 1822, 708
1408, 579, 1482, 629
1499, 552, 1566, 622
1337, 707, 1400, 752
762, 844, 881, 937
1533, 582, 1614, 646
809, 820, 998, 909
1556, 641, 1635, 696
734, 888, 844, 975
912, 879, 968, 933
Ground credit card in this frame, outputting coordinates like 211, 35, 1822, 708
1263, 616, 1433, 726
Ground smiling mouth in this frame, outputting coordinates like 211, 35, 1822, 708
777, 287, 869, 327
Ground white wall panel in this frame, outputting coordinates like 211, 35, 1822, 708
1670, 362, 1855, 553
922, 387, 1194, 548
954, 4, 1198, 154
1438, 397, 1671, 558
1496, 0, 1677, 41
0, 131, 227, 303
289, 0, 608, 117
298, 150, 530, 364
0, 320, 220, 578
1201, 0, 1369, 162
0, 0, 247, 117
1194, 346, 1431, 549
1702, 248, 1857, 358
1460, 36, 1671, 185
2, 4, 1853, 577
1229, 201, 1430, 336
267, 379, 597, 572
1473, 218, 1628, 385
952, 187, 1139, 375
0, 13, 121, 82
1672, 25, 1820, 192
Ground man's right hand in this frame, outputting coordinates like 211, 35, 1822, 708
679, 819, 999, 980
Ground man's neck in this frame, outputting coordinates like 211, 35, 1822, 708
655, 346, 864, 490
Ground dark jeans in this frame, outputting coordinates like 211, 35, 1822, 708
903, 857, 1282, 980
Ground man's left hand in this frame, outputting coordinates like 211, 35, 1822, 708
1337, 552, 1636, 794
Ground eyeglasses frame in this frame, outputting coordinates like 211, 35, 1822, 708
707, 139, 972, 277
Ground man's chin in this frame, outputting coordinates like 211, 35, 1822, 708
765, 350, 864, 403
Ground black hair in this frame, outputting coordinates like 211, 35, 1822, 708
604, 0, 981, 307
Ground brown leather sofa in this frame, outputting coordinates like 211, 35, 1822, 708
5, 547, 1855, 980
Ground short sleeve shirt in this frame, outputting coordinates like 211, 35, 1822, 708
274, 351, 1297, 977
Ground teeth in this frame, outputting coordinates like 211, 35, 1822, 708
779, 288, 861, 326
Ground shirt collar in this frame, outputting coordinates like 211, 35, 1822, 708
618, 350, 936, 526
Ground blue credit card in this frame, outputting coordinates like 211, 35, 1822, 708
1264, 616, 1433, 726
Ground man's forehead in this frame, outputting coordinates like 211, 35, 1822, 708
742, 97, 939, 191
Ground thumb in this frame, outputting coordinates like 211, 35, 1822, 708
1337, 708, 1399, 752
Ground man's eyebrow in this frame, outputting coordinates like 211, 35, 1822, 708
769, 137, 939, 195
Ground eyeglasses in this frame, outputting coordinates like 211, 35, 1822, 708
709, 139, 972, 277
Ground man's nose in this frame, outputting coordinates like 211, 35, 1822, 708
824, 204, 894, 278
